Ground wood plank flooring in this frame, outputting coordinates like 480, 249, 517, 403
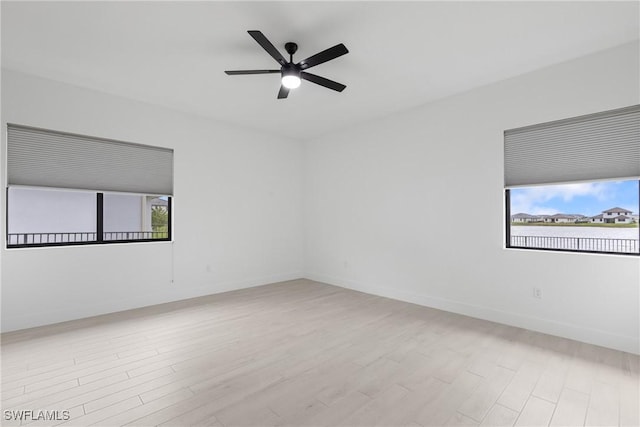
2, 279, 638, 426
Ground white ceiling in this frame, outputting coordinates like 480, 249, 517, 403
2, 1, 638, 140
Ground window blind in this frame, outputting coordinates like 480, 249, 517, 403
504, 105, 640, 187
7, 124, 173, 195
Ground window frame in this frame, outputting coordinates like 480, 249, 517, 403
504, 181, 640, 256
5, 188, 172, 249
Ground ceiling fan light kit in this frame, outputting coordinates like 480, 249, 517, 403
225, 31, 348, 99
281, 69, 301, 90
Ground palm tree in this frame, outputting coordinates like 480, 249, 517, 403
151, 206, 168, 233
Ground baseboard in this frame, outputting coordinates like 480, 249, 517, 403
5, 272, 636, 355
1, 272, 304, 333
305, 273, 640, 355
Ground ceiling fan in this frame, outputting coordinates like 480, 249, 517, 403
225, 30, 349, 99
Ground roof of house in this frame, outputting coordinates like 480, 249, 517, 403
150, 198, 168, 207
548, 214, 576, 219
512, 213, 539, 219
590, 214, 604, 219
614, 215, 631, 220
603, 207, 632, 213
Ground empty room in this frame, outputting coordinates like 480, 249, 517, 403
1, 1, 639, 426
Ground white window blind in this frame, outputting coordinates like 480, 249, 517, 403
7, 124, 173, 195
504, 105, 640, 187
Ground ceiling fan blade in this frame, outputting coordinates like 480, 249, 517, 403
225, 70, 280, 75
248, 30, 287, 66
298, 44, 348, 70
301, 72, 346, 92
277, 85, 290, 99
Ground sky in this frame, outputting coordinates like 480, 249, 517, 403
510, 180, 639, 216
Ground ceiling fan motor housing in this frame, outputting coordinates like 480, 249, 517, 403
281, 65, 300, 78
284, 42, 298, 57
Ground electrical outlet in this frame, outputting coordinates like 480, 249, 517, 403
533, 287, 543, 299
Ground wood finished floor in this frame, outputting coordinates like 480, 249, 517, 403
1, 279, 638, 427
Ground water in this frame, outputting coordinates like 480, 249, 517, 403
511, 225, 638, 239
510, 225, 638, 253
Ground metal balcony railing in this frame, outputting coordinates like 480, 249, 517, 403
104, 231, 169, 241
7, 230, 169, 247
511, 235, 639, 254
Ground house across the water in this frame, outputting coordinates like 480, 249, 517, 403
591, 207, 635, 224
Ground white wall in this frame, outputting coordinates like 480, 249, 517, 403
7, 187, 96, 233
2, 42, 639, 355
103, 193, 144, 233
1, 69, 304, 331
304, 42, 640, 354
8, 187, 148, 235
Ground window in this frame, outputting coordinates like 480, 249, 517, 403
7, 187, 97, 245
504, 105, 639, 255
6, 124, 173, 248
506, 181, 639, 255
103, 193, 170, 242
6, 188, 171, 247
